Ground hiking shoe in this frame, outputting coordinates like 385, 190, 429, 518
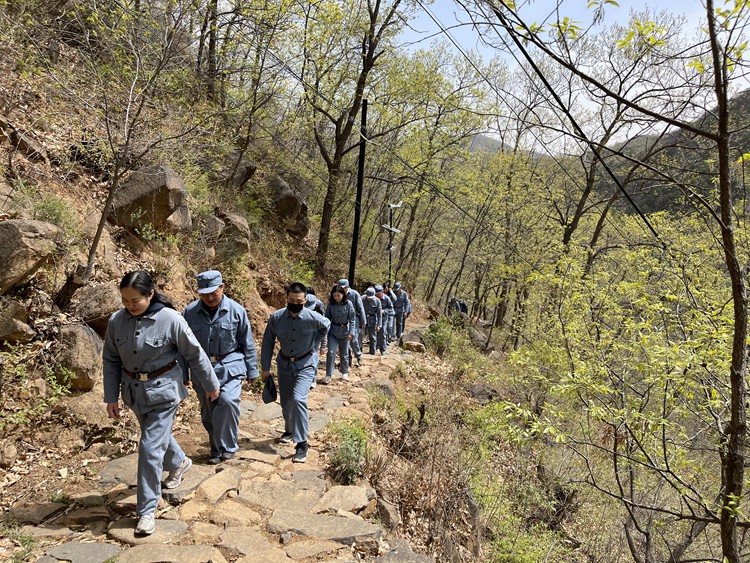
293, 442, 308, 463
341, 372, 349, 382
279, 432, 294, 444
221, 452, 235, 461
323, 374, 332, 385
207, 456, 222, 465
135, 513, 155, 535
164, 457, 192, 489
356, 357, 362, 367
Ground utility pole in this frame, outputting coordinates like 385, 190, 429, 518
348, 99, 367, 286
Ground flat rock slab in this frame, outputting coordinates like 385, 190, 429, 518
161, 464, 216, 504
20, 525, 74, 539
252, 402, 283, 420
116, 544, 228, 563
47, 542, 121, 563
107, 517, 188, 545
195, 467, 241, 503
308, 412, 331, 434
219, 526, 278, 555
239, 478, 323, 513
99, 453, 138, 486
313, 485, 370, 514
236, 548, 292, 562
52, 506, 111, 526
238, 449, 281, 466
291, 470, 329, 493
284, 538, 349, 560
323, 396, 347, 410
240, 400, 257, 416
189, 521, 223, 543
209, 498, 263, 527
9, 502, 67, 524
267, 510, 382, 544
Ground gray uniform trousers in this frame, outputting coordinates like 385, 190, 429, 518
193, 376, 242, 457
277, 358, 315, 443
327, 334, 350, 376
133, 403, 184, 516
366, 320, 379, 355
349, 319, 363, 361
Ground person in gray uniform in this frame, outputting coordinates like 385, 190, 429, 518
338, 278, 366, 367
393, 281, 411, 341
103, 271, 220, 536
260, 282, 330, 463
384, 282, 397, 342
375, 285, 392, 354
304, 286, 326, 388
323, 284, 356, 384
363, 287, 382, 355
180, 270, 258, 465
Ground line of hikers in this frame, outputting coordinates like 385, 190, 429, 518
103, 270, 411, 536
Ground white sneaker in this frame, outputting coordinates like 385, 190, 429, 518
323, 374, 332, 384
135, 513, 155, 535
341, 372, 349, 381
164, 457, 192, 489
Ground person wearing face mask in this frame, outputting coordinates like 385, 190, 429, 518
103, 271, 220, 536
323, 284, 356, 384
260, 281, 330, 463
179, 270, 258, 465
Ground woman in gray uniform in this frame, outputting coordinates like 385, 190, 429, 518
323, 284, 355, 384
103, 271, 220, 536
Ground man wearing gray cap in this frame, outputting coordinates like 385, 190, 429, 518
393, 282, 411, 342
180, 270, 258, 464
338, 279, 366, 367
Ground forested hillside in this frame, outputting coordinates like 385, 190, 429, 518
2, 1, 750, 562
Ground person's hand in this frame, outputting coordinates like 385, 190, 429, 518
261, 370, 271, 382
183, 380, 192, 389
376, 327, 381, 332
206, 388, 220, 401
347, 334, 352, 341
106, 402, 120, 419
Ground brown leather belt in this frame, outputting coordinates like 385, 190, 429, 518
209, 349, 238, 363
123, 360, 177, 382
279, 349, 313, 362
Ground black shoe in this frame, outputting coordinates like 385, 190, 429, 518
279, 432, 293, 444
293, 441, 308, 463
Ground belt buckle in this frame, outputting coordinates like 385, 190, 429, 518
209, 356, 219, 363
136, 373, 149, 382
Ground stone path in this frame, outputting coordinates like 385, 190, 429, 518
10, 338, 432, 562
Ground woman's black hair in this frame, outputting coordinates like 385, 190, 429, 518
306, 286, 316, 296
119, 270, 175, 309
329, 284, 345, 304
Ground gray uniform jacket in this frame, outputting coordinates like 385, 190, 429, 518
380, 293, 394, 315
260, 307, 331, 372
325, 300, 356, 340
345, 288, 367, 327
394, 290, 411, 315
180, 295, 258, 385
305, 294, 326, 316
103, 306, 220, 414
363, 296, 383, 329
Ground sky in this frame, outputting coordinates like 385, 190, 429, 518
401, 0, 708, 58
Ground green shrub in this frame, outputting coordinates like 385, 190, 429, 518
327, 418, 368, 485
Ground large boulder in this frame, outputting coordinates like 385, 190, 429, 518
0, 297, 35, 343
267, 175, 309, 239
110, 165, 191, 233
214, 212, 251, 263
226, 150, 257, 189
57, 324, 104, 391
74, 282, 121, 337
0, 219, 63, 295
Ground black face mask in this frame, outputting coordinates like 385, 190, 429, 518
287, 302, 304, 314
